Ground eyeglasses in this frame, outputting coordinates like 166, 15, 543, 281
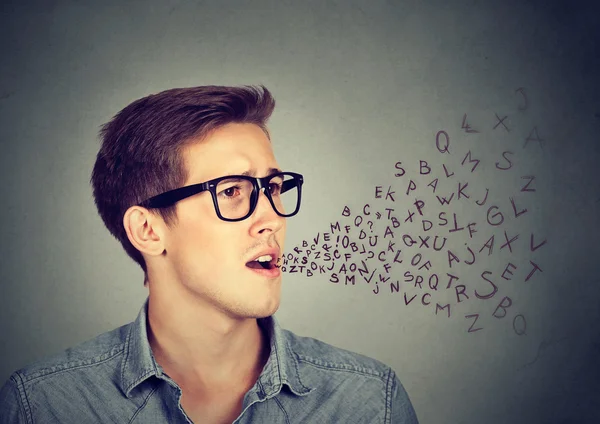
140, 172, 304, 222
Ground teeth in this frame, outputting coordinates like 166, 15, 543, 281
256, 255, 273, 262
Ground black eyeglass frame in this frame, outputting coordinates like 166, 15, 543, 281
140, 172, 304, 222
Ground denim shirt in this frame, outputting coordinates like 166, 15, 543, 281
0, 299, 418, 423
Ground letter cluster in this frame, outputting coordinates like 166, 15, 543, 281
280, 88, 547, 336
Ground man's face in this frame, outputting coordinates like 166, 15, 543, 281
162, 123, 287, 319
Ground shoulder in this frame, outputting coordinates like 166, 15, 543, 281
282, 328, 392, 381
277, 329, 419, 423
0, 324, 135, 423
10, 323, 130, 385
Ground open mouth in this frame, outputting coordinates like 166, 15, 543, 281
245, 255, 276, 270
246, 260, 272, 270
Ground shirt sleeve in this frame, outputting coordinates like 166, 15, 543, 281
388, 370, 419, 424
0, 376, 29, 424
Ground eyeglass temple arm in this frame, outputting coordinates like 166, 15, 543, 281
281, 179, 299, 195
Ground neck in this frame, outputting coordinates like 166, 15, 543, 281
146, 285, 270, 393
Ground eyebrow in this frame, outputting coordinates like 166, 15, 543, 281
240, 167, 282, 177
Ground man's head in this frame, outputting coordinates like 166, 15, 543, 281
91, 86, 301, 318
91, 85, 276, 272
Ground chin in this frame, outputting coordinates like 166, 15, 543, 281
248, 295, 281, 319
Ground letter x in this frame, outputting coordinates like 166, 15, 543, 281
493, 113, 509, 131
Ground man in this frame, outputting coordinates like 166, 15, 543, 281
0, 86, 418, 423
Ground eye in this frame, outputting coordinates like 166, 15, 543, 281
269, 182, 282, 195
220, 186, 241, 198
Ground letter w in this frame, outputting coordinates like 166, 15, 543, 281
436, 193, 455, 205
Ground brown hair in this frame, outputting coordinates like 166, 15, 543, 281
90, 85, 276, 273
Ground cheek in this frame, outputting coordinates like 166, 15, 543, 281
172, 201, 222, 248
167, 214, 215, 260
278, 221, 287, 253
175, 222, 242, 269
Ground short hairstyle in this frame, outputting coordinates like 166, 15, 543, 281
90, 85, 276, 273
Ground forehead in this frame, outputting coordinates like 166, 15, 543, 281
182, 123, 279, 183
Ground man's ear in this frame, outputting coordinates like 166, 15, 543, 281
123, 206, 166, 257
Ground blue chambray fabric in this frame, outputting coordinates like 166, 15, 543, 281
0, 298, 418, 423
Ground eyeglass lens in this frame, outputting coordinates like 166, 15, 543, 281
215, 174, 299, 219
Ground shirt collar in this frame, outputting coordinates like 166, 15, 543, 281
255, 315, 315, 398
120, 297, 161, 398
119, 298, 314, 399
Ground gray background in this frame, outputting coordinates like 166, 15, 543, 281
1, 1, 599, 423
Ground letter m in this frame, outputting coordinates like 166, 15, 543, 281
435, 303, 451, 318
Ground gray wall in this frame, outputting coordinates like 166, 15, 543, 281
1, 1, 599, 423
